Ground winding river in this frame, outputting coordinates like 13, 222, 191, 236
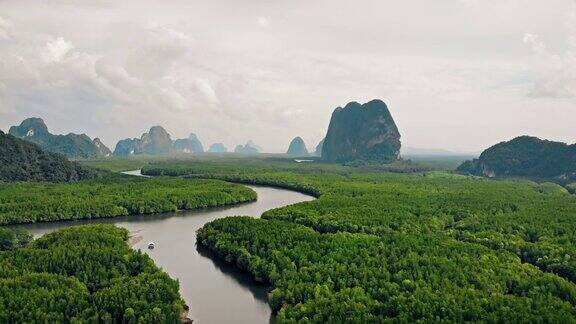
15, 170, 315, 324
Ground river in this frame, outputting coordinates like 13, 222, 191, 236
15, 170, 315, 324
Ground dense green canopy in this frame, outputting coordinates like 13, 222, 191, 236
0, 130, 97, 182
0, 225, 183, 322
144, 159, 576, 322
8, 117, 111, 159
458, 136, 576, 181
0, 175, 256, 225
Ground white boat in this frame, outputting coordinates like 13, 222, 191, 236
148, 242, 155, 249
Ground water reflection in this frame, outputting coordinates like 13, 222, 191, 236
16, 184, 314, 324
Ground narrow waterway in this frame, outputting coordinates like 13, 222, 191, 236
16, 170, 315, 324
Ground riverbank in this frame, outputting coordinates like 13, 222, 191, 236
16, 185, 315, 324
128, 229, 143, 247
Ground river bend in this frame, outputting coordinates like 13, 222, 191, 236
17, 170, 315, 324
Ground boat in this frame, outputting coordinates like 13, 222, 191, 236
148, 242, 155, 249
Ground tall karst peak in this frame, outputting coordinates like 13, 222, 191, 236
322, 99, 401, 163
286, 136, 309, 156
8, 118, 110, 159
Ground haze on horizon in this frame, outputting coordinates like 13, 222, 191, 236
0, 0, 575, 154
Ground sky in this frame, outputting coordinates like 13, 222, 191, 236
0, 0, 575, 154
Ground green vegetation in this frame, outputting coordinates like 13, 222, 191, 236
0, 224, 183, 322
80, 158, 150, 172
8, 117, 111, 159
403, 154, 474, 171
0, 174, 256, 224
199, 218, 576, 322
458, 136, 576, 182
535, 182, 569, 195
143, 158, 576, 322
0, 228, 32, 251
142, 156, 350, 179
0, 130, 96, 182
568, 183, 576, 194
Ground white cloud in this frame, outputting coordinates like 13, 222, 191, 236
0, 16, 13, 39
524, 5, 576, 98
0, 0, 575, 152
43, 37, 75, 63
194, 78, 219, 104
257, 17, 270, 27
523, 33, 546, 55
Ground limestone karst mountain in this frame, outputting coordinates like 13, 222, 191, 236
208, 143, 228, 153
113, 138, 143, 156
173, 133, 204, 154
114, 127, 209, 156
314, 138, 324, 157
9, 118, 111, 159
322, 100, 401, 163
234, 141, 260, 154
458, 136, 576, 180
141, 126, 173, 155
286, 137, 309, 156
92, 138, 112, 157
0, 130, 96, 182
113, 126, 173, 156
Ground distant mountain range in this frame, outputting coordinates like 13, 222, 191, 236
10, 101, 403, 162
234, 140, 261, 154
458, 136, 576, 181
113, 126, 259, 156
286, 137, 309, 156
208, 143, 228, 153
8, 118, 111, 159
0, 130, 96, 182
13, 113, 571, 185
174, 133, 204, 154
113, 126, 207, 156
114, 126, 173, 156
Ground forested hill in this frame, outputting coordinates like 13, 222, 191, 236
458, 136, 576, 181
8, 117, 111, 159
0, 225, 184, 322
144, 159, 576, 322
0, 130, 97, 182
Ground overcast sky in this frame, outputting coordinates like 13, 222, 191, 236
0, 0, 575, 153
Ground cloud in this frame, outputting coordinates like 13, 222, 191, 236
0, 0, 575, 152
528, 56, 576, 98
523, 33, 546, 55
257, 17, 270, 27
524, 6, 576, 98
194, 78, 219, 104
0, 16, 13, 39
42, 37, 75, 63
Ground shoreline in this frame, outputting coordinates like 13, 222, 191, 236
128, 229, 143, 247
127, 230, 193, 323
181, 304, 192, 323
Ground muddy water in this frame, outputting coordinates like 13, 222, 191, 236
17, 171, 315, 324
